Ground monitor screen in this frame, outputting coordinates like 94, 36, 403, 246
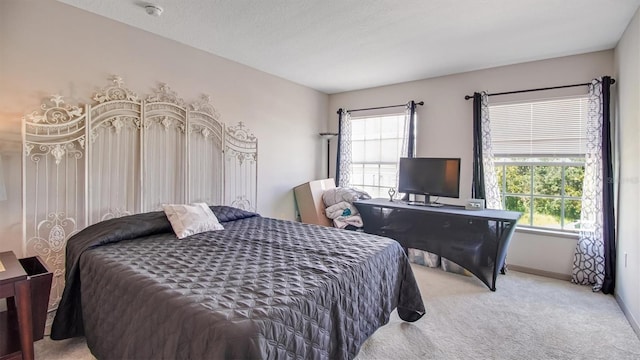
398, 157, 461, 199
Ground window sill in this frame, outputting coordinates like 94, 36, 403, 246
515, 226, 580, 239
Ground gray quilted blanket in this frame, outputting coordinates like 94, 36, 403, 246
52, 206, 425, 359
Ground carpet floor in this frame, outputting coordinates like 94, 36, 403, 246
34, 265, 640, 359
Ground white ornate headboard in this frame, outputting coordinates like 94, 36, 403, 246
22, 76, 258, 309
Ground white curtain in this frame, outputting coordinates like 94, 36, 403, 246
480, 92, 503, 210
337, 111, 352, 187
400, 105, 411, 159
572, 79, 605, 291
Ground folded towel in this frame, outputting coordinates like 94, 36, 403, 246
325, 201, 359, 219
333, 215, 364, 229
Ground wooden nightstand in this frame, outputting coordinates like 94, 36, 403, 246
0, 251, 34, 360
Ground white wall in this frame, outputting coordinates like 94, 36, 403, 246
614, 6, 640, 336
0, 0, 329, 257
328, 51, 614, 276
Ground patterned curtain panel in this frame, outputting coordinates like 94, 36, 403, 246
472, 92, 502, 210
336, 110, 352, 187
572, 77, 615, 293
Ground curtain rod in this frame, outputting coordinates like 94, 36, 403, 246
463, 78, 616, 100
342, 101, 424, 113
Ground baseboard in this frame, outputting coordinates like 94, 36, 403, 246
615, 293, 640, 340
507, 265, 571, 281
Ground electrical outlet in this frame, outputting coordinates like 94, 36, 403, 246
624, 252, 628, 268
465, 198, 485, 211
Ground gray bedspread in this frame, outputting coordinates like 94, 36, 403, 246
51, 207, 425, 359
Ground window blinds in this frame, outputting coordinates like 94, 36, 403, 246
489, 97, 589, 157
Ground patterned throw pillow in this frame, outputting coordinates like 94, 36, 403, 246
162, 202, 224, 239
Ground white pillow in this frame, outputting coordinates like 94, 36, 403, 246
162, 202, 224, 239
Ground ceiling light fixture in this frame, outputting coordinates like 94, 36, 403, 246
144, 4, 163, 17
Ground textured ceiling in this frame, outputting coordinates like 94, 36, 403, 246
57, 0, 640, 94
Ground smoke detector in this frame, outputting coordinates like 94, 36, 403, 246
144, 4, 163, 17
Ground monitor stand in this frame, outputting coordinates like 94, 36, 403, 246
407, 194, 443, 207
408, 201, 443, 207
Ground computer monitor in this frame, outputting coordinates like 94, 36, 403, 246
398, 157, 461, 203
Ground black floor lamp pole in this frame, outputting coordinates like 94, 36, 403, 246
326, 139, 331, 179
319, 132, 338, 179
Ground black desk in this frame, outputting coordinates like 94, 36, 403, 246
354, 198, 521, 291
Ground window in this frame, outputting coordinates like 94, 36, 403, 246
349, 114, 407, 198
489, 96, 588, 232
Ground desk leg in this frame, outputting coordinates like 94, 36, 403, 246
15, 280, 34, 360
492, 220, 518, 291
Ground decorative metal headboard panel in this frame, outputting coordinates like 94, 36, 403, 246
143, 84, 189, 211
22, 96, 87, 308
89, 76, 141, 223
22, 76, 257, 310
189, 95, 224, 205
225, 122, 258, 211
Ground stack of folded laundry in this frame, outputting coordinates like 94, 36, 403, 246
322, 187, 371, 230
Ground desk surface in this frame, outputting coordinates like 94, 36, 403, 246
354, 198, 521, 222
354, 198, 521, 291
0, 252, 27, 285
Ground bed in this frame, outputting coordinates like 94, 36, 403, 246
50, 206, 425, 359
